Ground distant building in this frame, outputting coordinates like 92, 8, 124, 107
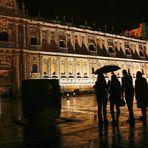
125, 23, 148, 40
0, 0, 148, 96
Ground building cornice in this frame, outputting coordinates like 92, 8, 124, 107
0, 15, 146, 44
22, 49, 148, 63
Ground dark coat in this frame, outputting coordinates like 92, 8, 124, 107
94, 74, 108, 102
135, 77, 148, 108
108, 75, 122, 105
121, 74, 134, 99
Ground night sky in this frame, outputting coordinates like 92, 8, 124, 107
20, 0, 148, 33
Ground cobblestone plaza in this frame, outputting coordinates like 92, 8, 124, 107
0, 94, 148, 148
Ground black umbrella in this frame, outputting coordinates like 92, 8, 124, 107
93, 65, 121, 74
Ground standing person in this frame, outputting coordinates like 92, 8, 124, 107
94, 73, 108, 126
108, 73, 122, 125
135, 71, 148, 125
9, 87, 15, 100
121, 69, 135, 123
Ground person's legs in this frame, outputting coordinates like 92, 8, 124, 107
97, 101, 103, 124
141, 107, 147, 124
103, 99, 108, 124
126, 97, 134, 121
110, 102, 115, 123
115, 104, 120, 122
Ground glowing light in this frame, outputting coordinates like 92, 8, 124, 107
67, 100, 70, 110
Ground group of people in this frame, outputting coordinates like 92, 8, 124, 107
94, 69, 148, 126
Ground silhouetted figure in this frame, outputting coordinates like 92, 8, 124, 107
22, 79, 61, 125
94, 74, 108, 126
108, 74, 122, 125
121, 69, 135, 123
24, 113, 63, 148
135, 71, 148, 125
8, 87, 16, 101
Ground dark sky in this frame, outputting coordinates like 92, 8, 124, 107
20, 0, 148, 33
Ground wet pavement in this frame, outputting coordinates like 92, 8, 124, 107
0, 94, 148, 148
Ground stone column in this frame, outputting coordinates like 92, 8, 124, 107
15, 24, 19, 48
23, 24, 26, 49
58, 56, 60, 78
15, 53, 20, 93
39, 54, 43, 78
23, 52, 27, 79
48, 57, 51, 77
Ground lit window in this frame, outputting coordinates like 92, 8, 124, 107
32, 64, 38, 73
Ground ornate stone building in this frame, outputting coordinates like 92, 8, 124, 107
0, 0, 148, 95
125, 23, 148, 40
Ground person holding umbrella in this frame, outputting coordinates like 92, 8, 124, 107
94, 73, 108, 126
93, 65, 121, 126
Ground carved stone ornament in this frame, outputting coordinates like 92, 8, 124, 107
6, 0, 14, 8
0, 55, 13, 67
88, 35, 95, 43
59, 31, 65, 40
30, 26, 38, 35
0, 18, 9, 31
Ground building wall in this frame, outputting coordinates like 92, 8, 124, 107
23, 50, 148, 93
0, 15, 148, 95
128, 23, 148, 40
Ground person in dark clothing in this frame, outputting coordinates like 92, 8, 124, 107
8, 87, 16, 101
121, 69, 135, 123
94, 73, 108, 126
135, 71, 148, 125
108, 73, 122, 125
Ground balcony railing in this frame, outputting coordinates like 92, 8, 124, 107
109, 52, 116, 57
58, 47, 68, 53
29, 45, 40, 50
89, 50, 97, 55
0, 41, 15, 48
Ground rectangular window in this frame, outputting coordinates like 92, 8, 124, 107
30, 37, 37, 45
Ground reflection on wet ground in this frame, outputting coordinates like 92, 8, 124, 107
0, 94, 148, 147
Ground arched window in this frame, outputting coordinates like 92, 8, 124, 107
32, 64, 38, 73
108, 47, 114, 53
30, 37, 37, 45
89, 44, 96, 51
0, 32, 9, 41
125, 49, 131, 55
59, 40, 65, 47
139, 51, 144, 57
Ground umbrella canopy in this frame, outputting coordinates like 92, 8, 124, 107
94, 65, 121, 74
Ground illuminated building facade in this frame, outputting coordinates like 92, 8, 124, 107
0, 0, 148, 95
125, 23, 148, 40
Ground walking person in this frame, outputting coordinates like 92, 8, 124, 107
135, 71, 148, 125
121, 69, 135, 123
94, 73, 108, 126
108, 73, 122, 125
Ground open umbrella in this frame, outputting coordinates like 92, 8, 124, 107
93, 65, 121, 74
